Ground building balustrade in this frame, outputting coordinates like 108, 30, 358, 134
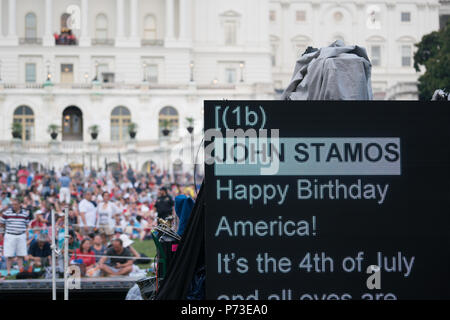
141, 39, 164, 47
0, 82, 255, 91
0, 138, 180, 155
91, 38, 115, 46
19, 37, 43, 45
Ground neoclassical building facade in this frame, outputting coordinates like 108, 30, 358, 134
0, 0, 443, 172
269, 0, 441, 99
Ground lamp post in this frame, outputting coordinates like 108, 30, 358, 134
93, 60, 99, 82
189, 61, 194, 82
160, 127, 171, 173
84, 72, 89, 83
46, 60, 52, 81
239, 62, 245, 82
142, 61, 147, 82
186, 120, 194, 166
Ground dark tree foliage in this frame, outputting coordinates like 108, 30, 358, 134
414, 21, 450, 100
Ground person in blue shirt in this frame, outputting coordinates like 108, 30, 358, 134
26, 173, 34, 188
58, 172, 71, 204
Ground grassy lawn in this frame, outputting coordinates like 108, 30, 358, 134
1, 239, 157, 280
133, 239, 157, 271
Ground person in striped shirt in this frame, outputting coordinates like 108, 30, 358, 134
0, 198, 30, 276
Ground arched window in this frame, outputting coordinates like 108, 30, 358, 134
25, 13, 37, 39
62, 106, 83, 141
13, 106, 35, 141
61, 13, 71, 30
143, 15, 157, 40
220, 10, 240, 46
96, 14, 108, 39
111, 106, 131, 141
159, 106, 179, 137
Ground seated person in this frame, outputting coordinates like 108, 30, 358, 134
98, 238, 133, 276
28, 233, 51, 270
71, 238, 96, 276
91, 234, 106, 263
68, 230, 80, 255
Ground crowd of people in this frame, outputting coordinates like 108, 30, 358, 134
0, 163, 201, 279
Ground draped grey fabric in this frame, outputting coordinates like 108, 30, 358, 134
281, 40, 373, 101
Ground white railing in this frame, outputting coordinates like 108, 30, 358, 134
0, 139, 167, 154
0, 82, 247, 91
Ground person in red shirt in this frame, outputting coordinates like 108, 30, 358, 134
17, 167, 29, 191
71, 238, 96, 276
30, 210, 46, 230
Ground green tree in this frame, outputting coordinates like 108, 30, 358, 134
414, 22, 450, 100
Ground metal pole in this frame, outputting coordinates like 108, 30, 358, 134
190, 132, 194, 167
51, 209, 56, 300
64, 207, 69, 300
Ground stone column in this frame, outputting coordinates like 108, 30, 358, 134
165, 0, 175, 40
8, 0, 16, 37
116, 0, 125, 39
43, 0, 54, 46
128, 0, 140, 46
0, 0, 3, 38
130, 0, 138, 38
4, 0, 17, 45
79, 0, 91, 46
179, 0, 190, 40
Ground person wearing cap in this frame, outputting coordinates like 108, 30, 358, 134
154, 187, 174, 222
30, 209, 45, 230
27, 210, 46, 247
117, 234, 145, 264
28, 233, 51, 270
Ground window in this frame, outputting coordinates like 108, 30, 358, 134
60, 64, 74, 83
371, 45, 381, 67
225, 68, 237, 84
401, 45, 412, 67
61, 13, 70, 30
25, 63, 36, 82
159, 106, 179, 137
401, 12, 411, 22
95, 14, 108, 39
13, 106, 34, 141
25, 13, 37, 39
296, 10, 306, 22
62, 106, 83, 141
95, 63, 109, 82
111, 106, 131, 141
224, 20, 237, 45
269, 10, 276, 22
143, 15, 157, 39
145, 64, 158, 83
